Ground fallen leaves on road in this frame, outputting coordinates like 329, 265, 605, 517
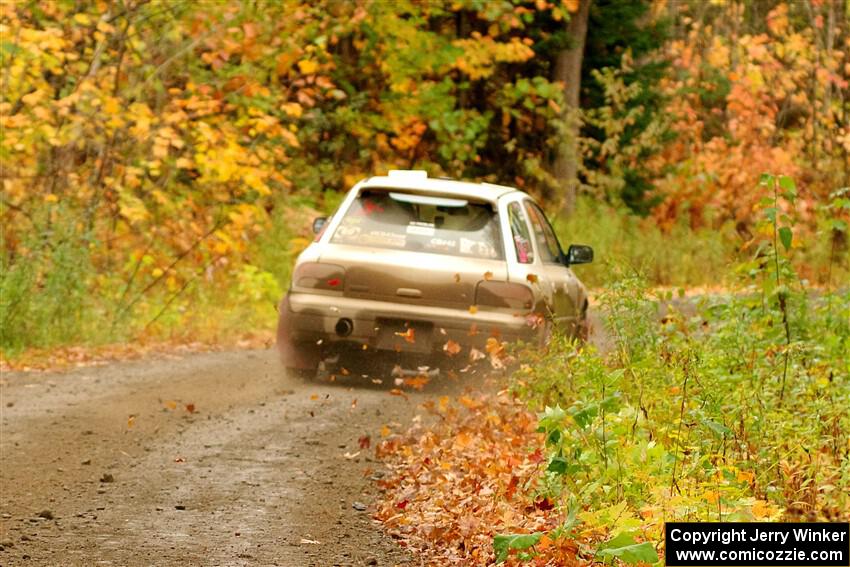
373, 392, 581, 565
402, 375, 429, 390
389, 388, 408, 399
0, 331, 275, 373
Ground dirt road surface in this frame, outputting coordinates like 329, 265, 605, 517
1, 349, 489, 566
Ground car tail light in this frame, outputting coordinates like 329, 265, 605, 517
293, 262, 345, 291
474, 281, 534, 310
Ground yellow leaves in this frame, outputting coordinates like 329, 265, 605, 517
72, 13, 92, 25
736, 469, 754, 484
297, 59, 318, 74
706, 37, 729, 68
280, 102, 303, 118
96, 19, 115, 35
117, 187, 149, 224
453, 36, 535, 80
563, 0, 580, 12
21, 90, 44, 107
745, 67, 765, 90
129, 102, 153, 139
751, 500, 773, 520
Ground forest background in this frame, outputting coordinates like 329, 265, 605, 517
1, 0, 848, 356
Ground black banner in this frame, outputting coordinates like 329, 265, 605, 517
665, 522, 849, 566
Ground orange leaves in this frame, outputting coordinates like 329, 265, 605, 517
458, 395, 483, 410
452, 430, 473, 450
402, 375, 429, 390
443, 339, 461, 356
374, 393, 554, 564
394, 328, 416, 344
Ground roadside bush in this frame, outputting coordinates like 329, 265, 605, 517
508, 175, 850, 563
0, 208, 98, 351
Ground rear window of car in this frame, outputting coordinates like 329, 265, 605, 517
330, 189, 503, 259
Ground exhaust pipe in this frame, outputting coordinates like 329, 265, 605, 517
335, 318, 354, 337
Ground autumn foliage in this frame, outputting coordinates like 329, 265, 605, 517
1, 1, 848, 348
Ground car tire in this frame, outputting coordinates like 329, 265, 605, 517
286, 365, 317, 380
576, 306, 590, 343
284, 341, 322, 380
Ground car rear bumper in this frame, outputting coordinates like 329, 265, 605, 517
279, 291, 539, 354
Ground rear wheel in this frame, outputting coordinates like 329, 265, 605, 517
283, 341, 322, 380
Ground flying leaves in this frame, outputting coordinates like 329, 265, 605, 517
443, 340, 461, 356
394, 328, 416, 344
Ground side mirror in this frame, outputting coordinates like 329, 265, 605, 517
312, 216, 328, 234
565, 244, 593, 265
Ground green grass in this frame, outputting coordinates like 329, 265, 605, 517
552, 198, 848, 289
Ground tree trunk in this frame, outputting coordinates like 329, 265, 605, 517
553, 0, 591, 216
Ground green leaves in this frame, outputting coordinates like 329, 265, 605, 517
537, 405, 567, 437
493, 532, 542, 563
779, 175, 797, 202
596, 532, 659, 565
778, 226, 793, 251
701, 418, 732, 438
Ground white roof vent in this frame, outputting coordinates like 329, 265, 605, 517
387, 170, 428, 180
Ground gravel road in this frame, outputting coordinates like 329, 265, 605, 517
0, 349, 484, 566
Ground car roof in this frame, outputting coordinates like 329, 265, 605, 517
357, 171, 523, 203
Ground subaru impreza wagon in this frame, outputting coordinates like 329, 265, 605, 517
277, 170, 593, 377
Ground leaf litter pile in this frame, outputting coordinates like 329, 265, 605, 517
373, 391, 586, 565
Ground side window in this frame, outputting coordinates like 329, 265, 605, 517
507, 202, 534, 264
524, 202, 562, 263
